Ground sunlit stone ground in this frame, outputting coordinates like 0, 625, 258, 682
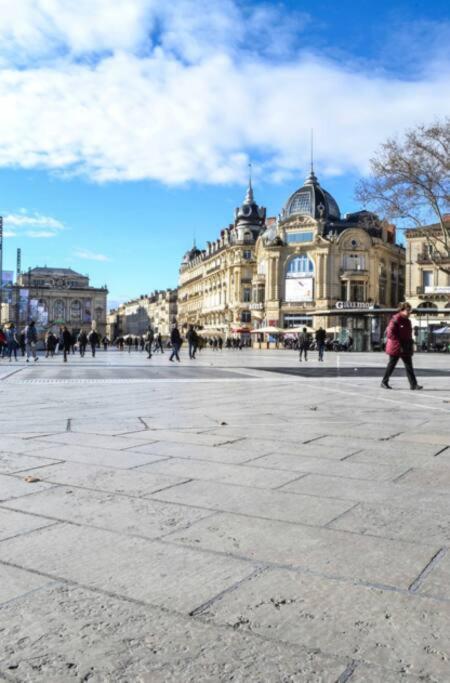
1, 346, 450, 681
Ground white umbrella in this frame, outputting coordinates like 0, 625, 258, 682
284, 326, 315, 334
433, 326, 450, 335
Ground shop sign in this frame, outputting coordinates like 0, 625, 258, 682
335, 301, 373, 310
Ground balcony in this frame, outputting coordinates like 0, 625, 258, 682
250, 302, 264, 310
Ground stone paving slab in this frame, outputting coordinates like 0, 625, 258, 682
16, 460, 188, 497
0, 523, 255, 613
396, 465, 450, 492
417, 551, 450, 601
4, 486, 213, 539
139, 457, 301, 490
168, 511, 439, 589
149, 479, 353, 526
310, 435, 443, 457
248, 452, 409, 482
32, 432, 149, 451
280, 473, 450, 508
128, 440, 262, 464
329, 500, 450, 544
0, 507, 56, 541
0, 473, 54, 501
0, 563, 57, 605
199, 568, 450, 679
0, 452, 62, 474
23, 442, 168, 469
0, 583, 349, 682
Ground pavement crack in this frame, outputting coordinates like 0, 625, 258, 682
434, 445, 449, 457
336, 660, 358, 683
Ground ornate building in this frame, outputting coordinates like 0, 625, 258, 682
12, 267, 108, 335
178, 170, 406, 350
255, 169, 405, 350
405, 219, 450, 344
177, 180, 266, 336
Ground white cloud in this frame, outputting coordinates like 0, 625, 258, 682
0, 1, 448, 186
73, 249, 110, 262
3, 211, 65, 238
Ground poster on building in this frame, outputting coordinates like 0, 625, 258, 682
83, 299, 92, 323
285, 277, 314, 302
29, 299, 49, 327
18, 288, 29, 322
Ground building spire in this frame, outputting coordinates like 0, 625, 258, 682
244, 162, 254, 205
306, 129, 318, 185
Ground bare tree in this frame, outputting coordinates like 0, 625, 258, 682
356, 119, 450, 273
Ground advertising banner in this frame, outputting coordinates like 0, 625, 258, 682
285, 277, 314, 303
1, 271, 14, 304
83, 299, 92, 323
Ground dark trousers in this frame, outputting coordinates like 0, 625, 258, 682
91, 343, 96, 357
382, 354, 418, 388
188, 343, 197, 359
299, 346, 308, 361
169, 343, 180, 361
318, 343, 325, 361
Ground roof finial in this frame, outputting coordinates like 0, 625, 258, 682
310, 128, 314, 174
244, 161, 254, 204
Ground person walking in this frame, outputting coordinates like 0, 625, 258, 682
24, 321, 39, 362
5, 323, 19, 361
315, 327, 326, 361
298, 327, 310, 362
78, 329, 88, 357
381, 302, 423, 390
45, 331, 57, 358
186, 325, 198, 359
145, 327, 155, 359
61, 326, 72, 362
169, 324, 182, 362
155, 332, 164, 353
88, 329, 100, 357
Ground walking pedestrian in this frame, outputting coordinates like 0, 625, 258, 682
88, 329, 100, 357
315, 327, 326, 361
5, 323, 19, 361
169, 324, 182, 362
45, 331, 57, 358
298, 327, 309, 362
155, 332, 164, 353
78, 329, 88, 357
186, 325, 198, 359
381, 302, 423, 390
102, 336, 110, 351
61, 326, 72, 362
145, 327, 154, 359
24, 321, 39, 362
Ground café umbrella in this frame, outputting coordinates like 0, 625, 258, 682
250, 326, 285, 334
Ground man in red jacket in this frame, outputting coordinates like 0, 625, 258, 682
381, 302, 422, 390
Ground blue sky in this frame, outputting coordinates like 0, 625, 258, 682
1, 0, 449, 305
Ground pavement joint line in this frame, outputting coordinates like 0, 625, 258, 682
340, 449, 364, 461
0, 579, 63, 610
188, 565, 268, 617
391, 467, 415, 483
243, 459, 410, 484
433, 445, 450, 457
324, 502, 361, 528
138, 416, 150, 430
408, 547, 448, 593
336, 660, 358, 683
0, 481, 61, 503
66, 418, 72, 432
212, 437, 247, 447
302, 434, 329, 444
4, 459, 65, 475
0, 367, 26, 381
378, 431, 403, 441
155, 510, 222, 542
127, 456, 173, 470
0, 520, 61, 546
271, 473, 310, 490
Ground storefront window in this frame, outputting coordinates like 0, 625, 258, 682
378, 262, 387, 305
350, 281, 365, 302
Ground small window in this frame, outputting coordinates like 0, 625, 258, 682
241, 311, 251, 323
243, 288, 251, 302
422, 271, 433, 289
286, 231, 314, 244
243, 250, 252, 260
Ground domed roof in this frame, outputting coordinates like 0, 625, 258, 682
235, 178, 266, 228
282, 170, 340, 221
182, 244, 201, 264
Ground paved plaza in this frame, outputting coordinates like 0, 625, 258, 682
1, 347, 450, 681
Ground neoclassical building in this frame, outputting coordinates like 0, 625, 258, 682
12, 267, 108, 335
405, 219, 450, 344
107, 288, 178, 339
178, 170, 406, 350
177, 182, 266, 334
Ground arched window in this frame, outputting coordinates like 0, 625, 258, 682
286, 255, 314, 276
417, 301, 438, 310
53, 299, 65, 322
70, 300, 82, 320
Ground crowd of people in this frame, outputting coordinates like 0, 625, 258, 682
0, 323, 106, 363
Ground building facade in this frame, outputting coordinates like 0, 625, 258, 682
9, 267, 108, 335
177, 182, 266, 336
405, 221, 450, 344
178, 172, 406, 350
108, 289, 178, 339
255, 170, 405, 350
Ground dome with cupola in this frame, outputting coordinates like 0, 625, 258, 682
281, 170, 341, 222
